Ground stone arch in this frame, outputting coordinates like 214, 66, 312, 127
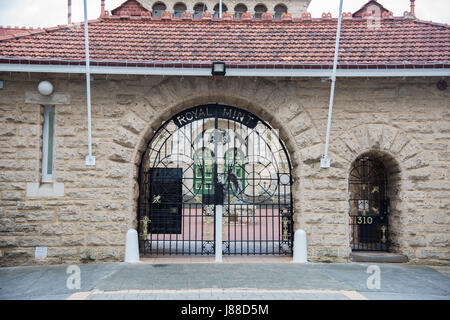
274, 3, 288, 18
193, 2, 207, 17
109, 77, 320, 231
331, 123, 430, 179
213, 3, 228, 16
233, 3, 248, 18
152, 2, 167, 16
254, 4, 268, 18
173, 2, 187, 17
332, 124, 430, 257
348, 150, 401, 252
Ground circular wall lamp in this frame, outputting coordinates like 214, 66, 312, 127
38, 81, 54, 96
437, 80, 447, 91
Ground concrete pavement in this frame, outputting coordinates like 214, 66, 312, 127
0, 260, 449, 300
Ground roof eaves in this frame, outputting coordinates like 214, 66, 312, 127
1, 57, 449, 70
412, 19, 450, 29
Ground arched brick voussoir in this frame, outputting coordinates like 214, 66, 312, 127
367, 124, 384, 150
109, 142, 135, 163
112, 126, 140, 149
402, 153, 430, 171
120, 111, 148, 135
143, 78, 193, 110
397, 140, 422, 162
340, 124, 425, 158
264, 86, 304, 124
286, 111, 314, 137
340, 124, 393, 155
329, 138, 355, 164
143, 77, 277, 113
122, 91, 300, 172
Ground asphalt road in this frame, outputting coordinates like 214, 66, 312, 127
0, 262, 449, 300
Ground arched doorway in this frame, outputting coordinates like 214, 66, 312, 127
349, 155, 390, 251
138, 104, 293, 256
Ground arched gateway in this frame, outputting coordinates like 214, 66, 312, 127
138, 104, 294, 256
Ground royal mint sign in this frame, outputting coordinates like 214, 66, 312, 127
172, 104, 260, 129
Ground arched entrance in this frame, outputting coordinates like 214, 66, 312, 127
137, 104, 294, 256
349, 155, 390, 251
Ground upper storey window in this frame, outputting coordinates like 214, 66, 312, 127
274, 4, 287, 18
254, 4, 267, 18
234, 4, 248, 18
174, 3, 187, 17
213, 3, 228, 18
152, 2, 167, 17
193, 3, 207, 18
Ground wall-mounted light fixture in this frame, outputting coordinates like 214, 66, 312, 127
437, 80, 447, 91
212, 61, 226, 76
38, 81, 54, 96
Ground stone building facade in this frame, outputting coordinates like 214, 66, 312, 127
0, 0, 449, 266
1, 74, 448, 266
136, 0, 311, 18
137, 0, 311, 18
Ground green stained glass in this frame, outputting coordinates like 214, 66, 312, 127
224, 148, 245, 194
193, 148, 214, 195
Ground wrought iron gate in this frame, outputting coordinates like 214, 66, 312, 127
138, 104, 293, 255
349, 156, 389, 251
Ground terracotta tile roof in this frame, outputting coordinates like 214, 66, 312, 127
0, 11, 449, 69
0, 26, 37, 41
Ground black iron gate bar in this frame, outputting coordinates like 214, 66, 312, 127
349, 156, 389, 252
138, 104, 294, 256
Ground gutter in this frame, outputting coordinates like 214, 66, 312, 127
0, 63, 449, 77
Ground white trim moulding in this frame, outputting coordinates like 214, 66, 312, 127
0, 64, 449, 77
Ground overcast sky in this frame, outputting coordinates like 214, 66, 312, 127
0, 0, 449, 28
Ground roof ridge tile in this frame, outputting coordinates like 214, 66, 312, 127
301, 13, 312, 21
281, 13, 293, 22
201, 12, 212, 21
161, 11, 172, 20
181, 12, 193, 20
321, 12, 332, 20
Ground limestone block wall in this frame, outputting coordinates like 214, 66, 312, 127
0, 73, 449, 266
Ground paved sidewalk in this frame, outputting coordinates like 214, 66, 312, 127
0, 260, 449, 300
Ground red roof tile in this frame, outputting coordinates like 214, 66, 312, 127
0, 26, 37, 41
0, 14, 448, 68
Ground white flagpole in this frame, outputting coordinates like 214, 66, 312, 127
321, 0, 344, 169
68, 0, 72, 24
84, 0, 95, 166
219, 0, 223, 18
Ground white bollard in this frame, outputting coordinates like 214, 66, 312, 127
293, 229, 307, 263
125, 229, 140, 263
215, 205, 223, 263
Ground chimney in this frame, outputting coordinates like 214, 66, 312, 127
68, 0, 72, 24
101, 0, 106, 17
410, 0, 416, 16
